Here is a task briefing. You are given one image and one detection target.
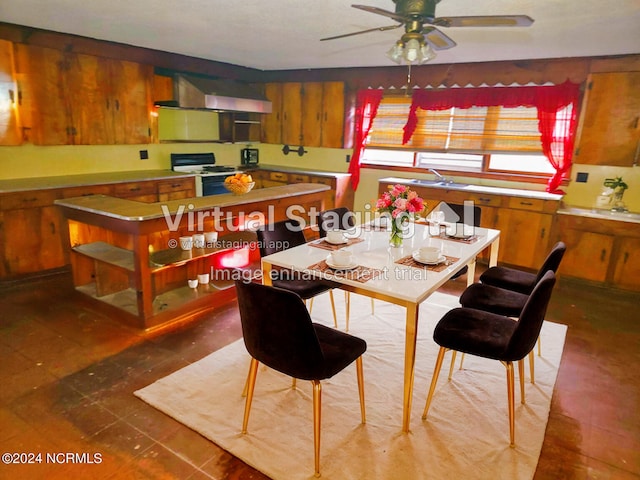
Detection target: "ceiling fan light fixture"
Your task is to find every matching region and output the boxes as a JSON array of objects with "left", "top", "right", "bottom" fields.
[
  {"left": 386, "top": 35, "right": 436, "bottom": 65},
  {"left": 386, "top": 41, "right": 405, "bottom": 64}
]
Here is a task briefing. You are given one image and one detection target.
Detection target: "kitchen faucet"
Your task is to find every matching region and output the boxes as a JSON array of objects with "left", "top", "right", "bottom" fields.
[{"left": 429, "top": 168, "right": 449, "bottom": 184}]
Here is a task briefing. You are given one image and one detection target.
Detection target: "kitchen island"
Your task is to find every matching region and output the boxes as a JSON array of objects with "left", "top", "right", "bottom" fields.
[{"left": 55, "top": 183, "right": 329, "bottom": 331}]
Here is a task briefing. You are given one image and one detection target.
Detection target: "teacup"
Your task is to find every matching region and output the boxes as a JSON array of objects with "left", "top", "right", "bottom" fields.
[
  {"left": 326, "top": 229, "right": 347, "bottom": 244},
  {"left": 187, "top": 279, "right": 198, "bottom": 288},
  {"left": 204, "top": 231, "right": 218, "bottom": 244},
  {"left": 179, "top": 236, "right": 193, "bottom": 250},
  {"left": 418, "top": 246, "right": 441, "bottom": 263},
  {"left": 197, "top": 273, "right": 210, "bottom": 284},
  {"left": 193, "top": 233, "right": 205, "bottom": 249},
  {"left": 331, "top": 249, "right": 353, "bottom": 267}
]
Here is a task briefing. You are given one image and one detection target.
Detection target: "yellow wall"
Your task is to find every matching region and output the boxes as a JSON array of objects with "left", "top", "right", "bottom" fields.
[{"left": 0, "top": 142, "right": 638, "bottom": 212}]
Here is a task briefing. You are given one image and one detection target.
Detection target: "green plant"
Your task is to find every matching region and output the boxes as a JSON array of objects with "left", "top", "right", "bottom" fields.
[{"left": 603, "top": 177, "right": 628, "bottom": 191}]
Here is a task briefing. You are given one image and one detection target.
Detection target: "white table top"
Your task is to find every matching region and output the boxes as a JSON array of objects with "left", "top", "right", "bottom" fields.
[{"left": 261, "top": 222, "right": 500, "bottom": 305}]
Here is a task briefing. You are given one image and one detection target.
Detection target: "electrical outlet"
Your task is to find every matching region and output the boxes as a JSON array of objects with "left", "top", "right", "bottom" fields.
[
  {"left": 139, "top": 150, "right": 149, "bottom": 160},
  {"left": 576, "top": 172, "right": 588, "bottom": 183},
  {"left": 346, "top": 154, "right": 351, "bottom": 163}
]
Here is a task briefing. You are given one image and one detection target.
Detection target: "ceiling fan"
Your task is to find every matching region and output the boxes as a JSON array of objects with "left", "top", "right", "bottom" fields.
[{"left": 321, "top": 0, "right": 534, "bottom": 64}]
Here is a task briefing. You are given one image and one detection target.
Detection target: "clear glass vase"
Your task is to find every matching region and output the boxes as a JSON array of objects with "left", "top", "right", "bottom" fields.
[{"left": 389, "top": 222, "right": 404, "bottom": 248}]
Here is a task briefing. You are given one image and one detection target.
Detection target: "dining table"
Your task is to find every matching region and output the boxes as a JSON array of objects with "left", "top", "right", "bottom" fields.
[{"left": 260, "top": 220, "right": 500, "bottom": 433}]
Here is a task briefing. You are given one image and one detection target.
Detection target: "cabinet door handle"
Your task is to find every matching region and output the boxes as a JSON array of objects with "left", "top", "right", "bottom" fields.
[
  {"left": 130, "top": 187, "right": 141, "bottom": 192},
  {"left": 540, "top": 228, "right": 546, "bottom": 239},
  {"left": 22, "top": 197, "right": 38, "bottom": 203},
  {"left": 171, "top": 183, "right": 182, "bottom": 188},
  {"left": 478, "top": 197, "right": 491, "bottom": 203},
  {"left": 106, "top": 99, "right": 110, "bottom": 109},
  {"left": 115, "top": 99, "right": 120, "bottom": 111},
  {"left": 600, "top": 249, "right": 606, "bottom": 262},
  {"left": 50, "top": 222, "right": 56, "bottom": 235},
  {"left": 624, "top": 252, "right": 629, "bottom": 264},
  {"left": 520, "top": 201, "right": 533, "bottom": 206}
]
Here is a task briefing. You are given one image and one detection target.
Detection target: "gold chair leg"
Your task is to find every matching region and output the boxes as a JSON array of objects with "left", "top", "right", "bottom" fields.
[
  {"left": 242, "top": 358, "right": 259, "bottom": 434},
  {"left": 448, "top": 350, "right": 458, "bottom": 380},
  {"left": 328, "top": 291, "right": 338, "bottom": 328},
  {"left": 518, "top": 359, "right": 526, "bottom": 404},
  {"left": 505, "top": 361, "right": 515, "bottom": 447},
  {"left": 345, "top": 292, "right": 351, "bottom": 332},
  {"left": 356, "top": 356, "right": 366, "bottom": 424},
  {"left": 422, "top": 346, "right": 446, "bottom": 419},
  {"left": 529, "top": 350, "right": 535, "bottom": 384},
  {"left": 371, "top": 298, "right": 375, "bottom": 315},
  {"left": 458, "top": 352, "right": 466, "bottom": 370},
  {"left": 312, "top": 380, "right": 322, "bottom": 478},
  {"left": 537, "top": 336, "right": 542, "bottom": 356},
  {"left": 292, "top": 378, "right": 297, "bottom": 389},
  {"left": 308, "top": 298, "right": 313, "bottom": 313}
]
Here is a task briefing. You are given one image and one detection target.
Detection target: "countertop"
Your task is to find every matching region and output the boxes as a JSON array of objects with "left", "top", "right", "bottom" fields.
[
  {"left": 381, "top": 177, "right": 563, "bottom": 201},
  {"left": 0, "top": 170, "right": 195, "bottom": 194},
  {"left": 55, "top": 183, "right": 330, "bottom": 222},
  {"left": 246, "top": 164, "right": 351, "bottom": 178},
  {"left": 556, "top": 206, "right": 640, "bottom": 224}
]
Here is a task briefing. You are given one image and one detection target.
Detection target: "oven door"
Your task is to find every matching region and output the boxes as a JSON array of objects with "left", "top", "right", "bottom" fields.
[{"left": 201, "top": 175, "right": 229, "bottom": 196}]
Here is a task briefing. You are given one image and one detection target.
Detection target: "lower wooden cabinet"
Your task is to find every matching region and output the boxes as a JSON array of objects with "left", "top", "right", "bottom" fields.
[
  {"left": 249, "top": 168, "right": 353, "bottom": 211},
  {"left": 554, "top": 213, "right": 640, "bottom": 291},
  {"left": 0, "top": 175, "right": 195, "bottom": 281}
]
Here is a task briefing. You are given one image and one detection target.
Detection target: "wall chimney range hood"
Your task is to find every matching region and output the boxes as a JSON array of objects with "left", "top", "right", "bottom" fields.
[{"left": 155, "top": 74, "right": 272, "bottom": 114}]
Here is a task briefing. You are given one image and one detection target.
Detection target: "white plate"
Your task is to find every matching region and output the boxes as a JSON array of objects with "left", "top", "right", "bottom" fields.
[
  {"left": 412, "top": 251, "right": 446, "bottom": 265},
  {"left": 325, "top": 256, "right": 358, "bottom": 270},
  {"left": 325, "top": 237, "right": 348, "bottom": 245},
  {"left": 447, "top": 233, "right": 474, "bottom": 240}
]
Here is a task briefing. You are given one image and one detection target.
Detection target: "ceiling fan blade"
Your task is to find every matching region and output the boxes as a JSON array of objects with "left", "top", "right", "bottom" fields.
[
  {"left": 351, "top": 4, "right": 408, "bottom": 23},
  {"left": 422, "top": 28, "right": 457, "bottom": 50},
  {"left": 433, "top": 15, "right": 534, "bottom": 28},
  {"left": 320, "top": 23, "right": 402, "bottom": 41}
]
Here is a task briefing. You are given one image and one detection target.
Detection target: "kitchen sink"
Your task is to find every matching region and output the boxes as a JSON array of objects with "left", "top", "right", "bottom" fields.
[{"left": 410, "top": 179, "right": 468, "bottom": 188}]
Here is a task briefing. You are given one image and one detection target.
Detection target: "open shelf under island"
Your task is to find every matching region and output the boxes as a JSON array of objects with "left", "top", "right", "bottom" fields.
[{"left": 55, "top": 183, "right": 330, "bottom": 331}]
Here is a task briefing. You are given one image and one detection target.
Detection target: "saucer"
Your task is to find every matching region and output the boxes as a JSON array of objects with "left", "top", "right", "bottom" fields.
[
  {"left": 447, "top": 233, "right": 474, "bottom": 240},
  {"left": 412, "top": 251, "right": 446, "bottom": 265},
  {"left": 326, "top": 255, "right": 358, "bottom": 270},
  {"left": 325, "top": 237, "right": 348, "bottom": 245}
]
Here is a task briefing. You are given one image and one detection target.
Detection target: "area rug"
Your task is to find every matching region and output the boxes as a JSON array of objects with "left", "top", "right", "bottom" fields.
[{"left": 135, "top": 292, "right": 567, "bottom": 480}]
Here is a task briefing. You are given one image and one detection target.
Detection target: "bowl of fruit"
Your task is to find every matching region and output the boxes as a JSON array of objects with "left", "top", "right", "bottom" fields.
[{"left": 224, "top": 173, "right": 255, "bottom": 195}]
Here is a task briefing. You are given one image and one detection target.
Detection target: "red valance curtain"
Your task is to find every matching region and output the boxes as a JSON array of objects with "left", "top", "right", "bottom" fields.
[
  {"left": 349, "top": 89, "right": 384, "bottom": 190},
  {"left": 402, "top": 80, "right": 581, "bottom": 193}
]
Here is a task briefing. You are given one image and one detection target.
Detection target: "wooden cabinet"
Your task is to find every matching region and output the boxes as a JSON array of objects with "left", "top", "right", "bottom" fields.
[
  {"left": 554, "top": 213, "right": 640, "bottom": 291},
  {"left": 261, "top": 81, "right": 345, "bottom": 148},
  {"left": 249, "top": 168, "right": 353, "bottom": 210},
  {"left": 574, "top": 72, "right": 640, "bottom": 166},
  {"left": 0, "top": 175, "right": 195, "bottom": 281},
  {"left": 0, "top": 39, "right": 21, "bottom": 145},
  {"left": 157, "top": 177, "right": 196, "bottom": 202},
  {"left": 15, "top": 44, "right": 152, "bottom": 145}
]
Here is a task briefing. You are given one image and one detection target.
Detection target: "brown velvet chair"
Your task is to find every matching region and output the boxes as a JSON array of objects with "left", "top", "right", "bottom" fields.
[
  {"left": 456, "top": 241, "right": 566, "bottom": 381},
  {"left": 479, "top": 241, "right": 566, "bottom": 294},
  {"left": 438, "top": 202, "right": 482, "bottom": 280},
  {"left": 257, "top": 219, "right": 338, "bottom": 327},
  {"left": 318, "top": 207, "right": 373, "bottom": 329},
  {"left": 422, "top": 271, "right": 556, "bottom": 446},
  {"left": 235, "top": 280, "right": 367, "bottom": 477}
]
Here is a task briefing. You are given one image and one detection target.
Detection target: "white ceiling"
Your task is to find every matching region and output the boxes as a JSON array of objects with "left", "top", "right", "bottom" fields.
[{"left": 2, "top": 0, "right": 639, "bottom": 71}]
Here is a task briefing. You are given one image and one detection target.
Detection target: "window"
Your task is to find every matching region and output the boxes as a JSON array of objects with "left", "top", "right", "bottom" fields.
[{"left": 363, "top": 96, "right": 570, "bottom": 176}]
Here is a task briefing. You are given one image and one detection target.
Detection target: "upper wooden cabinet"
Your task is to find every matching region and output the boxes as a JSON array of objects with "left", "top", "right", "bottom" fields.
[
  {"left": 0, "top": 40, "right": 22, "bottom": 145},
  {"left": 573, "top": 71, "right": 640, "bottom": 166},
  {"left": 261, "top": 81, "right": 345, "bottom": 148},
  {"left": 14, "top": 44, "right": 153, "bottom": 145}
]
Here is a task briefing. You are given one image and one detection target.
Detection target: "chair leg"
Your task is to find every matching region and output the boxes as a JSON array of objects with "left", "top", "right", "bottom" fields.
[
  {"left": 345, "top": 292, "right": 351, "bottom": 332},
  {"left": 518, "top": 359, "right": 526, "bottom": 404},
  {"left": 308, "top": 298, "right": 314, "bottom": 313},
  {"left": 242, "top": 358, "right": 259, "bottom": 434},
  {"left": 448, "top": 350, "right": 458, "bottom": 380},
  {"left": 371, "top": 298, "right": 375, "bottom": 315},
  {"left": 505, "top": 361, "right": 515, "bottom": 447},
  {"left": 328, "top": 291, "right": 338, "bottom": 328},
  {"left": 422, "top": 346, "right": 446, "bottom": 419},
  {"left": 312, "top": 380, "right": 322, "bottom": 478},
  {"left": 458, "top": 352, "right": 466, "bottom": 370},
  {"left": 356, "top": 356, "right": 366, "bottom": 424},
  {"left": 529, "top": 350, "right": 535, "bottom": 384},
  {"left": 538, "top": 337, "right": 542, "bottom": 356}
]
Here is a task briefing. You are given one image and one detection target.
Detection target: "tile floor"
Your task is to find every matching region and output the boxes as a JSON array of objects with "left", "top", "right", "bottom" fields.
[{"left": 0, "top": 271, "right": 638, "bottom": 479}]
